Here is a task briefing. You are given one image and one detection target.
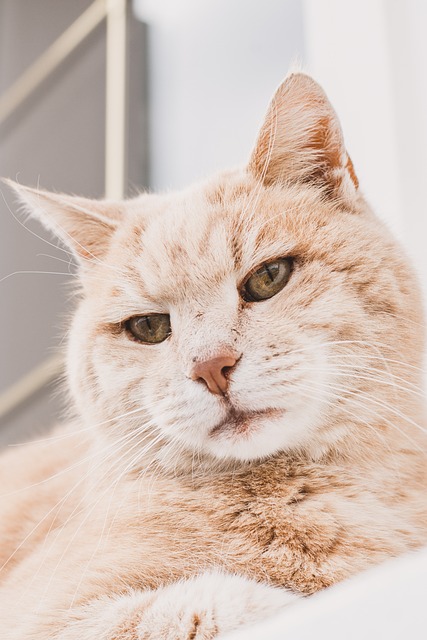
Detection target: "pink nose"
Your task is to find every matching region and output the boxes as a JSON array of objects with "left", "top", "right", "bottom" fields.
[{"left": 190, "top": 354, "right": 239, "bottom": 395}]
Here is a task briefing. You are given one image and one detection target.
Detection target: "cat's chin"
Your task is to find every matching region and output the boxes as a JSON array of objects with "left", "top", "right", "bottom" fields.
[
  {"left": 204, "top": 408, "right": 288, "bottom": 461},
  {"left": 209, "top": 408, "right": 283, "bottom": 437}
]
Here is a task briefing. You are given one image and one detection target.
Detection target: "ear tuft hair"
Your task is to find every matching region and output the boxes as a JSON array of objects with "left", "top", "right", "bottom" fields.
[{"left": 3, "top": 179, "right": 123, "bottom": 264}]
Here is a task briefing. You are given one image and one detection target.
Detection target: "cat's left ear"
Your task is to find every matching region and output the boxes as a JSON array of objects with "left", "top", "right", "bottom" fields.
[
  {"left": 4, "top": 180, "right": 123, "bottom": 264},
  {"left": 248, "top": 73, "right": 359, "bottom": 205}
]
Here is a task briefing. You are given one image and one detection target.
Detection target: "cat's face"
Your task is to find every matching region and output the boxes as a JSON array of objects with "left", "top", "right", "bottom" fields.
[{"left": 10, "top": 74, "right": 424, "bottom": 466}]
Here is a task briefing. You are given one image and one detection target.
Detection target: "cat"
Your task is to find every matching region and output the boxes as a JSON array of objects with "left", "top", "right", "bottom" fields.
[{"left": 0, "top": 72, "right": 426, "bottom": 640}]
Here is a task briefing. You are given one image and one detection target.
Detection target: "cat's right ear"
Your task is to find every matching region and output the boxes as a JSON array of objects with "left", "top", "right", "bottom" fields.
[
  {"left": 248, "top": 73, "right": 359, "bottom": 205},
  {"left": 3, "top": 179, "right": 123, "bottom": 265}
]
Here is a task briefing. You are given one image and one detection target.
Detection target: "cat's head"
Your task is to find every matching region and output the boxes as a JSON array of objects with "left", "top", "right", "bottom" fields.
[{"left": 9, "top": 73, "right": 424, "bottom": 468}]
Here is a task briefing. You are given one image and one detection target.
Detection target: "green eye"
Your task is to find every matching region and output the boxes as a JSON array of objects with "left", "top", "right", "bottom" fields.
[
  {"left": 243, "top": 259, "right": 292, "bottom": 302},
  {"left": 125, "top": 314, "right": 171, "bottom": 344}
]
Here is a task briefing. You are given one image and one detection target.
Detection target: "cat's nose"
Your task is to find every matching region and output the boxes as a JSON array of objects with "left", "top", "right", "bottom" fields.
[{"left": 190, "top": 353, "right": 239, "bottom": 395}]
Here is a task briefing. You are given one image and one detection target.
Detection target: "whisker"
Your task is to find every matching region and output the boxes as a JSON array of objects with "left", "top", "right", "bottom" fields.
[
  {"left": 0, "top": 270, "right": 77, "bottom": 283},
  {"left": 66, "top": 430, "right": 166, "bottom": 608},
  {"left": 298, "top": 377, "right": 426, "bottom": 450},
  {"left": 297, "top": 364, "right": 426, "bottom": 398},
  {"left": 292, "top": 382, "right": 405, "bottom": 480},
  {"left": 0, "top": 420, "right": 159, "bottom": 575},
  {"left": 17, "top": 425, "right": 163, "bottom": 607}
]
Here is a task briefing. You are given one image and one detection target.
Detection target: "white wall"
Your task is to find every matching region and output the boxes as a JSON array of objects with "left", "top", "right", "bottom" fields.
[
  {"left": 303, "top": 0, "right": 427, "bottom": 309},
  {"left": 303, "top": 0, "right": 403, "bottom": 235},
  {"left": 387, "top": 0, "right": 427, "bottom": 306},
  {"left": 133, "top": 0, "right": 306, "bottom": 190}
]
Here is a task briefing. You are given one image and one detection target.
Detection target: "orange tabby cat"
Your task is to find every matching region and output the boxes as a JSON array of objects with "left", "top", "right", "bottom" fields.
[{"left": 1, "top": 73, "right": 426, "bottom": 639}]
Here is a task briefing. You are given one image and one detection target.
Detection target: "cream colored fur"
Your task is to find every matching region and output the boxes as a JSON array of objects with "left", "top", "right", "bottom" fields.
[{"left": 0, "top": 73, "right": 426, "bottom": 639}]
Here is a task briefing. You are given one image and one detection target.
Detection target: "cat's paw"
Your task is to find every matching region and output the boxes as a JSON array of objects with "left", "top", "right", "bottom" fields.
[
  {"left": 57, "top": 573, "right": 296, "bottom": 639},
  {"left": 135, "top": 571, "right": 297, "bottom": 639}
]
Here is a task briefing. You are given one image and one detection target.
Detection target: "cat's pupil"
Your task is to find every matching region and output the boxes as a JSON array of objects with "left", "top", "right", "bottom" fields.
[
  {"left": 264, "top": 264, "right": 276, "bottom": 282},
  {"left": 243, "top": 259, "right": 292, "bottom": 302}
]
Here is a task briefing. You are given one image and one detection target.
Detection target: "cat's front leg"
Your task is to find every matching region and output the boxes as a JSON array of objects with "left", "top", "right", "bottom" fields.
[
  {"left": 57, "top": 571, "right": 298, "bottom": 640},
  {"left": 134, "top": 571, "right": 297, "bottom": 639}
]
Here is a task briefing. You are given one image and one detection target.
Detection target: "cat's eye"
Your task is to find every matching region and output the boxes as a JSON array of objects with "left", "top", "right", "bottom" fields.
[
  {"left": 125, "top": 314, "right": 171, "bottom": 344},
  {"left": 242, "top": 258, "right": 292, "bottom": 302}
]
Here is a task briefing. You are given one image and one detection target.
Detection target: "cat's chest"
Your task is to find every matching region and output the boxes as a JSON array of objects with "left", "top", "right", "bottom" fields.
[{"left": 110, "top": 466, "right": 344, "bottom": 592}]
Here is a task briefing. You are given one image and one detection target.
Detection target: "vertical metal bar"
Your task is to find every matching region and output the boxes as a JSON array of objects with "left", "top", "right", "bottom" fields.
[
  {"left": 0, "top": 2, "right": 110, "bottom": 420},
  {"left": 0, "top": 1, "right": 132, "bottom": 419},
  {"left": 105, "top": 0, "right": 128, "bottom": 199}
]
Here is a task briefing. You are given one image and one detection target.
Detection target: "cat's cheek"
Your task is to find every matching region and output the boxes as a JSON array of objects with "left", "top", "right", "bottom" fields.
[{"left": 143, "top": 376, "right": 228, "bottom": 448}]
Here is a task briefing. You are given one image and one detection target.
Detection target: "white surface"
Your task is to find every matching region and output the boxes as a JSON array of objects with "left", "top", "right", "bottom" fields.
[{"left": 224, "top": 548, "right": 427, "bottom": 639}]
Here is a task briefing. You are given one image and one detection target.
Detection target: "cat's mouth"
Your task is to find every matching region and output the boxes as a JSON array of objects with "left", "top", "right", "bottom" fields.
[{"left": 209, "top": 408, "right": 283, "bottom": 438}]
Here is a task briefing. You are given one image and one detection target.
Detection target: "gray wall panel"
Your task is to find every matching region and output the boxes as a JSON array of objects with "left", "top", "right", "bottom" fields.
[{"left": 0, "top": 0, "right": 148, "bottom": 444}]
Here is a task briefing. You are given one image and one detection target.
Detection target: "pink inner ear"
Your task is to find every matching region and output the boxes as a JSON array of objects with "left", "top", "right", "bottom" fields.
[{"left": 346, "top": 154, "right": 359, "bottom": 189}]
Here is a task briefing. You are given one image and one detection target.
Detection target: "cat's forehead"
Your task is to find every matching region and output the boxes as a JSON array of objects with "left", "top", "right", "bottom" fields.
[
  {"left": 140, "top": 203, "right": 234, "bottom": 302},
  {"left": 108, "top": 174, "right": 332, "bottom": 310},
  {"left": 123, "top": 175, "right": 306, "bottom": 303}
]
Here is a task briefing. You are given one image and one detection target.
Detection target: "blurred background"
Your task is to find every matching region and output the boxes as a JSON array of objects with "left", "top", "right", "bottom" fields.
[{"left": 0, "top": 0, "right": 426, "bottom": 444}]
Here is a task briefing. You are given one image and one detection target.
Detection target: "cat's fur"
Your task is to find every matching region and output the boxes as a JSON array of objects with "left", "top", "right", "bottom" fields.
[{"left": 1, "top": 73, "right": 426, "bottom": 639}]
